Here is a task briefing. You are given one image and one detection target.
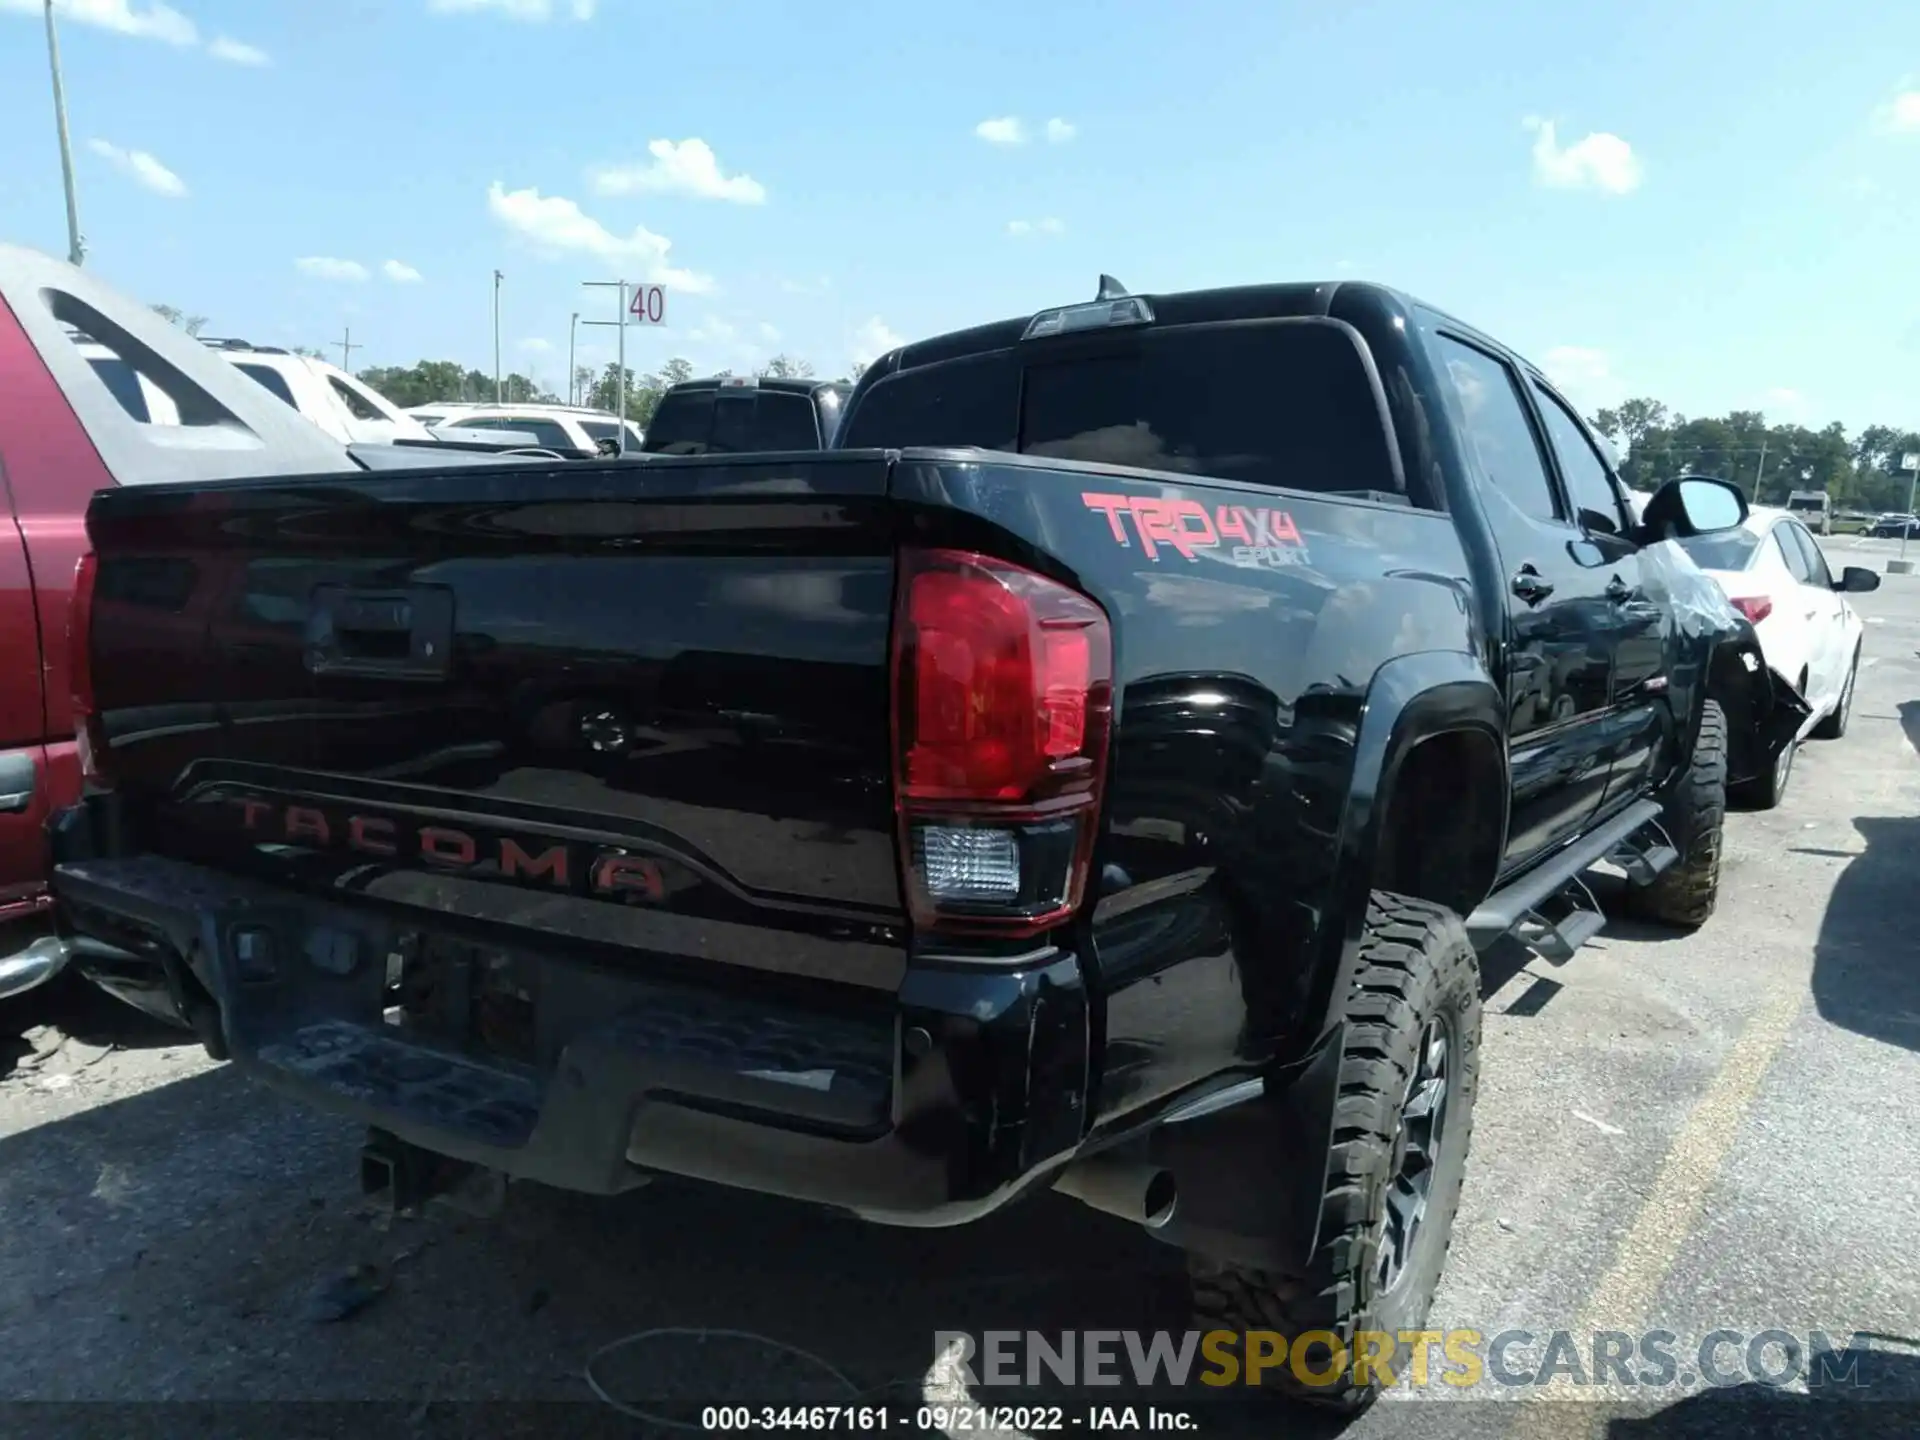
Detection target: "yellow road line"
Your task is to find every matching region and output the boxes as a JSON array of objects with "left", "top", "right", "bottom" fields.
[
  {"left": 1509, "top": 985, "right": 1806, "bottom": 1437},
  {"left": 1574, "top": 985, "right": 1805, "bottom": 1335}
]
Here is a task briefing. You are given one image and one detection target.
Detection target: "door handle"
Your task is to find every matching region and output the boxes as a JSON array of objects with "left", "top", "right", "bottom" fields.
[
  {"left": 1605, "top": 576, "right": 1632, "bottom": 605},
  {"left": 1511, "top": 568, "right": 1555, "bottom": 605}
]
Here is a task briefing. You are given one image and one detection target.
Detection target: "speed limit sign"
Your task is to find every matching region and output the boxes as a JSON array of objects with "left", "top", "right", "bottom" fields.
[{"left": 628, "top": 284, "right": 667, "bottom": 326}]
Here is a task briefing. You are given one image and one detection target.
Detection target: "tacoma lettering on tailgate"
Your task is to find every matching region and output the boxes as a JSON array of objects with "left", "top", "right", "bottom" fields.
[
  {"left": 231, "top": 796, "right": 667, "bottom": 901},
  {"left": 1081, "top": 491, "right": 1307, "bottom": 569}
]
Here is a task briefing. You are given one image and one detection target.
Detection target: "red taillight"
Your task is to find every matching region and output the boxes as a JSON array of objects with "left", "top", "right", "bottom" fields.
[
  {"left": 69, "top": 552, "right": 106, "bottom": 783},
  {"left": 892, "top": 548, "right": 1112, "bottom": 937},
  {"left": 1730, "top": 595, "right": 1772, "bottom": 625}
]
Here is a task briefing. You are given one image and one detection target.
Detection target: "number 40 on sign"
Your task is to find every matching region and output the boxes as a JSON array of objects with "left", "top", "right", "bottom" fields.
[{"left": 628, "top": 285, "right": 667, "bottom": 325}]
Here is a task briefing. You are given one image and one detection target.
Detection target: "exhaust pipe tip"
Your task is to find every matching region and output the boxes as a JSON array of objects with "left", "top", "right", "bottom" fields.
[{"left": 1054, "top": 1155, "right": 1179, "bottom": 1230}]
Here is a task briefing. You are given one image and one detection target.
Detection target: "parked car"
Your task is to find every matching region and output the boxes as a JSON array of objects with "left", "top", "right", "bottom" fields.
[
  {"left": 409, "top": 402, "right": 645, "bottom": 457},
  {"left": 640, "top": 374, "right": 850, "bottom": 454},
  {"left": 202, "top": 340, "right": 438, "bottom": 446},
  {"left": 1676, "top": 509, "right": 1877, "bottom": 806},
  {"left": 0, "top": 242, "right": 543, "bottom": 1001},
  {"left": 48, "top": 276, "right": 1800, "bottom": 1412},
  {"left": 1869, "top": 512, "right": 1920, "bottom": 538}
]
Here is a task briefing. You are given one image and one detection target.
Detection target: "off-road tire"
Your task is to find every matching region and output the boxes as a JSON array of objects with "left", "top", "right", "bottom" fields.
[
  {"left": 1625, "top": 699, "right": 1727, "bottom": 927},
  {"left": 1811, "top": 647, "right": 1859, "bottom": 740},
  {"left": 1188, "top": 891, "right": 1481, "bottom": 1412}
]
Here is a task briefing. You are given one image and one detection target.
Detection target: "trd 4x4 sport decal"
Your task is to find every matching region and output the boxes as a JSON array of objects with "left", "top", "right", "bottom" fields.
[{"left": 1082, "top": 491, "right": 1309, "bottom": 569}]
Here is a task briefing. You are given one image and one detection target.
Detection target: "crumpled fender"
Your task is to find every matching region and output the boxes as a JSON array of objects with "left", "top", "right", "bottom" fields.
[{"left": 1640, "top": 538, "right": 1808, "bottom": 784}]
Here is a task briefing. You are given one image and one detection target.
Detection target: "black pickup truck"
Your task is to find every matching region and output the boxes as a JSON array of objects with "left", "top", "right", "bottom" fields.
[
  {"left": 49, "top": 277, "right": 1805, "bottom": 1409},
  {"left": 640, "top": 373, "right": 851, "bottom": 456}
]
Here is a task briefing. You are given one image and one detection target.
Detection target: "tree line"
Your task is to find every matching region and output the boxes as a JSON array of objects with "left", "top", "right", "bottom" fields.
[
  {"left": 1590, "top": 399, "right": 1920, "bottom": 512},
  {"left": 351, "top": 353, "right": 857, "bottom": 429}
]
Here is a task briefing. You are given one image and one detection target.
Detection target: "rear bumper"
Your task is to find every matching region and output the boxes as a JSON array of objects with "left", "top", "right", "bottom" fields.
[{"left": 49, "top": 850, "right": 1094, "bottom": 1225}]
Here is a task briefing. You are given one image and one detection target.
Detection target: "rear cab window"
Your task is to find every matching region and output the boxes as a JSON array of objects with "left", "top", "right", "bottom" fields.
[
  {"left": 643, "top": 386, "right": 824, "bottom": 455},
  {"left": 643, "top": 391, "right": 717, "bottom": 454},
  {"left": 840, "top": 320, "right": 1403, "bottom": 501}
]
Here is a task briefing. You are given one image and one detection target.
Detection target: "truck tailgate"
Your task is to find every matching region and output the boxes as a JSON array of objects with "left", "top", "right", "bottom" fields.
[{"left": 81, "top": 454, "right": 907, "bottom": 992}]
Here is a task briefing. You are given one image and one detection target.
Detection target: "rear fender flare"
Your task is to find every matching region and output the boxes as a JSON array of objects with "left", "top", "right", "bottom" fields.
[{"left": 1315, "top": 651, "right": 1507, "bottom": 1030}]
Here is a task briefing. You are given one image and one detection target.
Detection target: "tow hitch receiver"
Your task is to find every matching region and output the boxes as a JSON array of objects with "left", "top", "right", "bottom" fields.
[{"left": 360, "top": 1127, "right": 508, "bottom": 1218}]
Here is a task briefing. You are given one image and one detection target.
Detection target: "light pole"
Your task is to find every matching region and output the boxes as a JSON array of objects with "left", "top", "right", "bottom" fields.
[
  {"left": 44, "top": 0, "right": 84, "bottom": 266},
  {"left": 568, "top": 311, "right": 579, "bottom": 405},
  {"left": 491, "top": 269, "right": 503, "bottom": 403},
  {"left": 581, "top": 279, "right": 630, "bottom": 454}
]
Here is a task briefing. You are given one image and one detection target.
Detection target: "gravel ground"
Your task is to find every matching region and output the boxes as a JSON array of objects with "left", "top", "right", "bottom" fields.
[{"left": 5, "top": 542, "right": 1919, "bottom": 1440}]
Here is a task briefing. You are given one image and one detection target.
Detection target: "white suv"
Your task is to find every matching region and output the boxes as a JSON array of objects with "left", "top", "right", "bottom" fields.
[
  {"left": 408, "top": 402, "right": 645, "bottom": 456},
  {"left": 207, "top": 342, "right": 434, "bottom": 445}
]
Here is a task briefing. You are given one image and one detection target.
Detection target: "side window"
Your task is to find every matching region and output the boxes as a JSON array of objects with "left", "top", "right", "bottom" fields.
[
  {"left": 1531, "top": 382, "right": 1626, "bottom": 536},
  {"left": 508, "top": 418, "right": 576, "bottom": 451},
  {"left": 1787, "top": 523, "right": 1833, "bottom": 588},
  {"left": 236, "top": 364, "right": 298, "bottom": 409},
  {"left": 328, "top": 376, "right": 387, "bottom": 423},
  {"left": 1772, "top": 528, "right": 1812, "bottom": 584},
  {"left": 1434, "top": 337, "right": 1560, "bottom": 523}
]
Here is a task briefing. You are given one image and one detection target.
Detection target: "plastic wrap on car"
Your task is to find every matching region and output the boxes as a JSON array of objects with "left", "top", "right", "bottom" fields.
[{"left": 1640, "top": 538, "right": 1743, "bottom": 640}]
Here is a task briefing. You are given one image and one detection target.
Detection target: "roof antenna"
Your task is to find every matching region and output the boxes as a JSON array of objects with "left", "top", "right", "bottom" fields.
[{"left": 1096, "top": 274, "right": 1129, "bottom": 300}]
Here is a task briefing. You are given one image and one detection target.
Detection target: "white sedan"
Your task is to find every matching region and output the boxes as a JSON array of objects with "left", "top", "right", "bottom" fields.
[{"left": 1675, "top": 507, "right": 1879, "bottom": 806}]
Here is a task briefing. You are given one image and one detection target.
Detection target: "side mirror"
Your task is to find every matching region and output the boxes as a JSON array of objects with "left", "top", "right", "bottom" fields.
[
  {"left": 1639, "top": 476, "right": 1747, "bottom": 539},
  {"left": 1837, "top": 565, "right": 1881, "bottom": 594}
]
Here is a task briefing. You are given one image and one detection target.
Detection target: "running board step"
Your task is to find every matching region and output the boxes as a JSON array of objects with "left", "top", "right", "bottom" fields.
[
  {"left": 1516, "top": 902, "right": 1606, "bottom": 964},
  {"left": 1606, "top": 820, "right": 1679, "bottom": 888},
  {"left": 1467, "top": 798, "right": 1663, "bottom": 950}
]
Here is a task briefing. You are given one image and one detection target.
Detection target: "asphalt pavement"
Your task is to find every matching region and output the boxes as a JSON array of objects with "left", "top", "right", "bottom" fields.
[{"left": 4, "top": 540, "right": 1918, "bottom": 1440}]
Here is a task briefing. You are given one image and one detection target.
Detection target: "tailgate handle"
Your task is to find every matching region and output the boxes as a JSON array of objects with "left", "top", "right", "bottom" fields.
[{"left": 305, "top": 585, "right": 455, "bottom": 681}]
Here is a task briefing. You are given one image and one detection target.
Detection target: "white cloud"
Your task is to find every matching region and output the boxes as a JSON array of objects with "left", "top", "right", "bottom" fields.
[
  {"left": 87, "top": 138, "right": 186, "bottom": 197},
  {"left": 1873, "top": 91, "right": 1920, "bottom": 134},
  {"left": 758, "top": 322, "right": 781, "bottom": 342},
  {"left": 295, "top": 256, "right": 370, "bottom": 282},
  {"left": 589, "top": 139, "right": 766, "bottom": 204},
  {"left": 1045, "top": 117, "right": 1076, "bottom": 144},
  {"left": 520, "top": 337, "right": 553, "bottom": 353},
  {"left": 208, "top": 35, "right": 267, "bottom": 64},
  {"left": 426, "top": 0, "right": 593, "bottom": 17},
  {"left": 780, "top": 275, "right": 831, "bottom": 295},
  {"left": 486, "top": 181, "right": 713, "bottom": 292},
  {"left": 975, "top": 116, "right": 1026, "bottom": 146},
  {"left": 3, "top": 0, "right": 196, "bottom": 45},
  {"left": 1541, "top": 345, "right": 1620, "bottom": 407},
  {"left": 1007, "top": 217, "right": 1066, "bottom": 237},
  {"left": 851, "top": 317, "right": 905, "bottom": 367},
  {"left": 1524, "top": 117, "right": 1643, "bottom": 194},
  {"left": 381, "top": 259, "right": 423, "bottom": 283}
]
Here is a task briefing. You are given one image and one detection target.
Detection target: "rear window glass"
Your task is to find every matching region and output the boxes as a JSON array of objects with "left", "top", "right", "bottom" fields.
[
  {"left": 642, "top": 389, "right": 820, "bottom": 455},
  {"left": 1677, "top": 529, "right": 1762, "bottom": 570},
  {"left": 643, "top": 391, "right": 716, "bottom": 454},
  {"left": 841, "top": 322, "right": 1399, "bottom": 498}
]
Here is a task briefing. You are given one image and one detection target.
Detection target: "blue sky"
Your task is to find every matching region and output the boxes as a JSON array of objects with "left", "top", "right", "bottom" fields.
[{"left": 3, "top": 0, "right": 1918, "bottom": 431}]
